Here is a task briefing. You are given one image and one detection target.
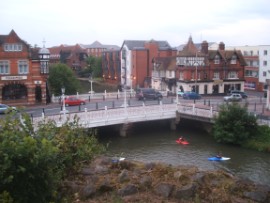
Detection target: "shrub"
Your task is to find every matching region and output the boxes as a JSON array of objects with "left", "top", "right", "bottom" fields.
[
  {"left": 212, "top": 103, "right": 258, "bottom": 145},
  {"left": 0, "top": 113, "right": 105, "bottom": 202}
]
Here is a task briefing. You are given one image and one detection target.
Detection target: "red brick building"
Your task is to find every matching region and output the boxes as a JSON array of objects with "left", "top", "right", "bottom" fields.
[
  {"left": 152, "top": 36, "right": 247, "bottom": 95},
  {"left": 120, "top": 40, "right": 177, "bottom": 90},
  {"left": 49, "top": 44, "right": 88, "bottom": 71},
  {"left": 0, "top": 30, "right": 50, "bottom": 106},
  {"left": 102, "top": 49, "right": 121, "bottom": 85},
  {"left": 83, "top": 41, "right": 120, "bottom": 58}
]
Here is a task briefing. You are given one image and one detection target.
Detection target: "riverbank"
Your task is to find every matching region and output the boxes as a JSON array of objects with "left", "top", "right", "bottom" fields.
[{"left": 62, "top": 156, "right": 270, "bottom": 202}]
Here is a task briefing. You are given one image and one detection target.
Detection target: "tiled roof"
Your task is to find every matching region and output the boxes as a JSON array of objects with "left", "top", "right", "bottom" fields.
[
  {"left": 81, "top": 41, "right": 120, "bottom": 50},
  {"left": 153, "top": 56, "right": 176, "bottom": 71},
  {"left": 122, "top": 39, "right": 172, "bottom": 50},
  {"left": 208, "top": 50, "right": 247, "bottom": 66}
]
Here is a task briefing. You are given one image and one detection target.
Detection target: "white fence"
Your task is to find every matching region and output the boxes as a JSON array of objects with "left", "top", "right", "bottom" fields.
[{"left": 33, "top": 103, "right": 215, "bottom": 129}]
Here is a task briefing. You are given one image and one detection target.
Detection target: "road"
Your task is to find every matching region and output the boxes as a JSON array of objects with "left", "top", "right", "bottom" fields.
[{"left": 0, "top": 91, "right": 267, "bottom": 119}]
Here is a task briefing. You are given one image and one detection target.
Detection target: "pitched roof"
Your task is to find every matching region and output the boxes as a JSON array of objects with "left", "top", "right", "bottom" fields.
[
  {"left": 122, "top": 39, "right": 172, "bottom": 50},
  {"left": 208, "top": 50, "right": 247, "bottom": 66},
  {"left": 153, "top": 56, "right": 176, "bottom": 71},
  {"left": 81, "top": 41, "right": 120, "bottom": 50}
]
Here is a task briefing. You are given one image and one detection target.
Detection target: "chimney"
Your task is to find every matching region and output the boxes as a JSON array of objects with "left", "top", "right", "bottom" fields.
[
  {"left": 219, "top": 42, "right": 225, "bottom": 50},
  {"left": 201, "top": 40, "right": 208, "bottom": 54}
]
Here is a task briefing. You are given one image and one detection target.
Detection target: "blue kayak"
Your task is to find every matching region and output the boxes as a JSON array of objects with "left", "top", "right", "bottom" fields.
[{"left": 208, "top": 157, "right": 230, "bottom": 161}]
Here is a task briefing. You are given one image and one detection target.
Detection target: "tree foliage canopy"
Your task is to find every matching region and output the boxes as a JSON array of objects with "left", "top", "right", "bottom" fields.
[
  {"left": 0, "top": 112, "right": 105, "bottom": 202},
  {"left": 78, "top": 56, "right": 102, "bottom": 78},
  {"left": 212, "top": 103, "right": 258, "bottom": 145},
  {"left": 48, "top": 63, "right": 82, "bottom": 96}
]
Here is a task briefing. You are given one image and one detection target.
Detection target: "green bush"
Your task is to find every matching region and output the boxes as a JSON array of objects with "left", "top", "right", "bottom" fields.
[
  {"left": 0, "top": 113, "right": 105, "bottom": 202},
  {"left": 212, "top": 103, "right": 258, "bottom": 145},
  {"left": 242, "top": 125, "right": 270, "bottom": 152}
]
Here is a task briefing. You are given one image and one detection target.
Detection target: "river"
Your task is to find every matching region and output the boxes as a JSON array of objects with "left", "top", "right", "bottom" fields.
[{"left": 98, "top": 120, "right": 270, "bottom": 186}]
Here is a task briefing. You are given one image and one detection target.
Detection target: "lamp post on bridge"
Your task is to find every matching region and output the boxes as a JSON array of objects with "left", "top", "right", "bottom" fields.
[
  {"left": 89, "top": 74, "right": 94, "bottom": 95},
  {"left": 60, "top": 87, "right": 68, "bottom": 117}
]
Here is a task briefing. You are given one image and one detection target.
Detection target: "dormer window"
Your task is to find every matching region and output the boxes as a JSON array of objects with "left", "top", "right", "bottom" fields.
[
  {"left": 231, "top": 54, "right": 237, "bottom": 64},
  {"left": 214, "top": 55, "right": 220, "bottom": 64}
]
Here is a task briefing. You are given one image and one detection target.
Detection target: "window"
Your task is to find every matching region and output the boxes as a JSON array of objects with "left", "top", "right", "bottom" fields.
[
  {"left": 213, "top": 71, "right": 220, "bottom": 79},
  {"left": 231, "top": 54, "right": 237, "bottom": 64},
  {"left": 263, "top": 71, "right": 267, "bottom": 77},
  {"left": 228, "top": 71, "right": 238, "bottom": 79},
  {"left": 214, "top": 55, "right": 220, "bottom": 64},
  {"left": 18, "top": 60, "right": 28, "bottom": 74},
  {"left": 263, "top": 61, "right": 267, "bottom": 66},
  {"left": 3, "top": 43, "right": 23, "bottom": 52},
  {"left": 0, "top": 60, "right": 10, "bottom": 74},
  {"left": 245, "top": 70, "right": 258, "bottom": 77},
  {"left": 264, "top": 50, "right": 267, "bottom": 55}
]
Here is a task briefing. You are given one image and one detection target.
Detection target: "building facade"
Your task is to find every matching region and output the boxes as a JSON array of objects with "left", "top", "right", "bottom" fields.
[
  {"left": 102, "top": 49, "right": 121, "bottom": 85},
  {"left": 120, "top": 40, "right": 177, "bottom": 90},
  {"left": 152, "top": 36, "right": 246, "bottom": 95},
  {"left": 82, "top": 41, "right": 120, "bottom": 58},
  {"left": 49, "top": 44, "right": 88, "bottom": 71},
  {"left": 0, "top": 30, "right": 50, "bottom": 105}
]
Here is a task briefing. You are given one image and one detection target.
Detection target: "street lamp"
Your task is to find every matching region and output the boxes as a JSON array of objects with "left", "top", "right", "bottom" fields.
[
  {"left": 194, "top": 52, "right": 198, "bottom": 93},
  {"left": 60, "top": 87, "right": 67, "bottom": 115},
  {"left": 89, "top": 75, "right": 93, "bottom": 94},
  {"left": 130, "top": 75, "right": 136, "bottom": 94}
]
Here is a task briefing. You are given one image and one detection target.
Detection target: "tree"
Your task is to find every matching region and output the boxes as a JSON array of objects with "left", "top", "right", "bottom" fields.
[
  {"left": 212, "top": 103, "right": 258, "bottom": 145},
  {"left": 48, "top": 63, "right": 82, "bottom": 96},
  {"left": 78, "top": 56, "right": 102, "bottom": 78}
]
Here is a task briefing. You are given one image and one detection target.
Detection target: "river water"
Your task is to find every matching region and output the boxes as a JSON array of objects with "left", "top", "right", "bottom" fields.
[{"left": 98, "top": 120, "right": 270, "bottom": 186}]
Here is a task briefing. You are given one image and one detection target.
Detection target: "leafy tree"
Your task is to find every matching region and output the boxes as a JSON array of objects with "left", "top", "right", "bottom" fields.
[
  {"left": 0, "top": 112, "right": 105, "bottom": 202},
  {"left": 212, "top": 103, "right": 258, "bottom": 145},
  {"left": 78, "top": 56, "right": 102, "bottom": 78},
  {"left": 48, "top": 63, "right": 82, "bottom": 95}
]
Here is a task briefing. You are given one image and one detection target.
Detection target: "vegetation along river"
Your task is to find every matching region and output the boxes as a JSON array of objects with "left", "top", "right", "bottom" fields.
[{"left": 99, "top": 119, "right": 270, "bottom": 186}]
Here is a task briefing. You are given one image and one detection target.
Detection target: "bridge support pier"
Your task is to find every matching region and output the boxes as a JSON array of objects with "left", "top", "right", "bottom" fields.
[
  {"left": 170, "top": 112, "right": 181, "bottom": 130},
  {"left": 119, "top": 123, "right": 129, "bottom": 137}
]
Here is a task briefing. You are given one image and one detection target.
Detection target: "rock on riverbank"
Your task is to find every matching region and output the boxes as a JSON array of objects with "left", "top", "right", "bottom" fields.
[{"left": 61, "top": 156, "right": 270, "bottom": 202}]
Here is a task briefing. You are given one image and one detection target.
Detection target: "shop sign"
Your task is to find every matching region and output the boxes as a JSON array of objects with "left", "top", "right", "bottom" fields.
[{"left": 1, "top": 75, "right": 27, "bottom": 80}]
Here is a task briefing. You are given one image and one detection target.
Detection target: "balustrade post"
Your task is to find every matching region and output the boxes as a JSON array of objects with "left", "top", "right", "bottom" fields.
[
  {"left": 193, "top": 104, "right": 195, "bottom": 114},
  {"left": 84, "top": 108, "right": 87, "bottom": 112},
  {"left": 104, "top": 90, "right": 107, "bottom": 100},
  {"left": 42, "top": 112, "right": 45, "bottom": 119},
  {"left": 210, "top": 106, "right": 213, "bottom": 117},
  {"left": 105, "top": 106, "right": 108, "bottom": 121}
]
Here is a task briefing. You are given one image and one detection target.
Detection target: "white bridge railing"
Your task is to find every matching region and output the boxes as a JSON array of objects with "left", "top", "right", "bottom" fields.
[{"left": 33, "top": 103, "right": 216, "bottom": 129}]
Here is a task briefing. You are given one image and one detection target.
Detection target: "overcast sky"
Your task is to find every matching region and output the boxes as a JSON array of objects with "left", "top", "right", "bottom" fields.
[{"left": 1, "top": 0, "right": 270, "bottom": 48}]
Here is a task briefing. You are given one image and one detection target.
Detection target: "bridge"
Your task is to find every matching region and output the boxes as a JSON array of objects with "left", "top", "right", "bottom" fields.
[
  {"left": 32, "top": 102, "right": 217, "bottom": 136},
  {"left": 33, "top": 92, "right": 270, "bottom": 136}
]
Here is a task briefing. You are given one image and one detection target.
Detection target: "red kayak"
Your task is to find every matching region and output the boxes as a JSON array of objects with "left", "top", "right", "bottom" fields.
[{"left": 176, "top": 140, "right": 189, "bottom": 145}]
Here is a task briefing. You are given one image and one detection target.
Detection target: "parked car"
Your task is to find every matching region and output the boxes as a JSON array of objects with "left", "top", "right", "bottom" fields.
[
  {"left": 0, "top": 104, "right": 17, "bottom": 114},
  {"left": 224, "top": 93, "right": 242, "bottom": 102},
  {"left": 177, "top": 91, "right": 191, "bottom": 97},
  {"left": 64, "top": 96, "right": 86, "bottom": 106},
  {"left": 136, "top": 88, "right": 163, "bottom": 100},
  {"left": 229, "top": 90, "right": 248, "bottom": 98},
  {"left": 182, "top": 92, "right": 201, "bottom": 100}
]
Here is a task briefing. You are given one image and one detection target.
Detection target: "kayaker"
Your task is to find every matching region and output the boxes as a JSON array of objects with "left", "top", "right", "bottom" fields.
[
  {"left": 216, "top": 152, "right": 222, "bottom": 159},
  {"left": 179, "top": 136, "right": 185, "bottom": 142}
]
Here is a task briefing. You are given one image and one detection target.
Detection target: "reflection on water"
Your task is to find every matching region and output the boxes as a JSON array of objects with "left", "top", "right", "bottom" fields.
[{"left": 98, "top": 120, "right": 270, "bottom": 186}]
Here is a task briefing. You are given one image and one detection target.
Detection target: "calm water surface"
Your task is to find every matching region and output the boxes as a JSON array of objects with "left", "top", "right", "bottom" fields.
[{"left": 99, "top": 121, "right": 270, "bottom": 186}]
